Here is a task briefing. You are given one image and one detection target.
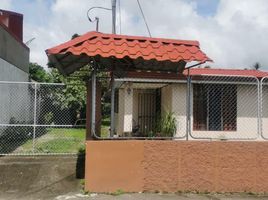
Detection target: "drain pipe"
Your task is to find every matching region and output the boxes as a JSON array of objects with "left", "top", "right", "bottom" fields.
[
  {"left": 184, "top": 62, "right": 205, "bottom": 141},
  {"left": 186, "top": 68, "right": 191, "bottom": 141}
]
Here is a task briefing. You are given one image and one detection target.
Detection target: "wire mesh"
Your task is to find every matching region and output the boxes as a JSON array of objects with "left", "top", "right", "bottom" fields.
[
  {"left": 0, "top": 82, "right": 86, "bottom": 155},
  {"left": 94, "top": 75, "right": 260, "bottom": 140},
  {"left": 95, "top": 77, "right": 188, "bottom": 139},
  {"left": 190, "top": 75, "right": 259, "bottom": 140},
  {"left": 0, "top": 73, "right": 265, "bottom": 154},
  {"left": 261, "top": 77, "right": 268, "bottom": 139}
]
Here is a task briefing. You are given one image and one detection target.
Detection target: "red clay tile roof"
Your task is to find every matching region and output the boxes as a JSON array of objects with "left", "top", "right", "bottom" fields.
[
  {"left": 46, "top": 31, "right": 212, "bottom": 63},
  {"left": 186, "top": 68, "right": 268, "bottom": 78}
]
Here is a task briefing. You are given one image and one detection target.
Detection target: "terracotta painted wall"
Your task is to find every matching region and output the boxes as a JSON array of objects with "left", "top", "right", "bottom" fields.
[{"left": 85, "top": 141, "right": 268, "bottom": 193}]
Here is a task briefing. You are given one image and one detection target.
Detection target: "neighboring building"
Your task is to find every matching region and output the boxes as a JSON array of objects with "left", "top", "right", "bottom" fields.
[
  {"left": 0, "top": 9, "right": 29, "bottom": 81},
  {"left": 0, "top": 10, "right": 30, "bottom": 126}
]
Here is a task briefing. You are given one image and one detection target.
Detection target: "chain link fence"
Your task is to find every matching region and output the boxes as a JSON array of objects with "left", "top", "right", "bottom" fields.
[
  {"left": 190, "top": 75, "right": 259, "bottom": 140},
  {"left": 111, "top": 79, "right": 187, "bottom": 139},
  {"left": 93, "top": 74, "right": 263, "bottom": 141},
  {"left": 1, "top": 74, "right": 268, "bottom": 155},
  {"left": 261, "top": 77, "right": 268, "bottom": 139},
  {"left": 0, "top": 81, "right": 86, "bottom": 155}
]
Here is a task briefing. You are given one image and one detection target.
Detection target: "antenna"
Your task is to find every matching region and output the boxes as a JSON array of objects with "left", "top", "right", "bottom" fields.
[
  {"left": 87, "top": 7, "right": 112, "bottom": 32},
  {"left": 25, "top": 37, "right": 36, "bottom": 46}
]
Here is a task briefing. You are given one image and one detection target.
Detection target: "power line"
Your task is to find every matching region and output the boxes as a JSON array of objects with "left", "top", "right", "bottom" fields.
[{"left": 136, "top": 0, "right": 152, "bottom": 37}]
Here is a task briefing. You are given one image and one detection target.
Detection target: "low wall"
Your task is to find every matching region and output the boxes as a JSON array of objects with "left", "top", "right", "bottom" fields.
[{"left": 85, "top": 141, "right": 268, "bottom": 193}]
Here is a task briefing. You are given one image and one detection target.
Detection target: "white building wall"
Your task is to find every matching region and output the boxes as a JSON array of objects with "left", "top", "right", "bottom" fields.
[
  {"left": 0, "top": 58, "right": 31, "bottom": 127},
  {"left": 158, "top": 83, "right": 260, "bottom": 140},
  {"left": 171, "top": 84, "right": 187, "bottom": 138},
  {"left": 190, "top": 84, "right": 259, "bottom": 139},
  {"left": 116, "top": 86, "right": 133, "bottom": 135},
  {"left": 115, "top": 81, "right": 263, "bottom": 140},
  {"left": 161, "top": 85, "right": 172, "bottom": 113}
]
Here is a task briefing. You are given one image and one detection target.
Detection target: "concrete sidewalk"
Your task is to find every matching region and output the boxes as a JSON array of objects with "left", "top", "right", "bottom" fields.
[{"left": 53, "top": 193, "right": 268, "bottom": 200}]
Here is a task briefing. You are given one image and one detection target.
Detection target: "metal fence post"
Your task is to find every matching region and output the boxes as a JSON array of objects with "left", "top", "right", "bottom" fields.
[
  {"left": 91, "top": 69, "right": 96, "bottom": 137},
  {"left": 258, "top": 79, "right": 261, "bottom": 138},
  {"left": 260, "top": 77, "right": 266, "bottom": 139},
  {"left": 186, "top": 71, "right": 191, "bottom": 141},
  {"left": 32, "top": 83, "right": 37, "bottom": 153}
]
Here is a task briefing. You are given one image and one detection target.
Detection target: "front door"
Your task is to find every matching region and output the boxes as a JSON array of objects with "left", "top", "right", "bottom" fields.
[{"left": 137, "top": 90, "right": 158, "bottom": 135}]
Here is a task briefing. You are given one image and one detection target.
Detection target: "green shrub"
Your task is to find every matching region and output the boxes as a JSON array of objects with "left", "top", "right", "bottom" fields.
[{"left": 155, "top": 112, "right": 177, "bottom": 137}]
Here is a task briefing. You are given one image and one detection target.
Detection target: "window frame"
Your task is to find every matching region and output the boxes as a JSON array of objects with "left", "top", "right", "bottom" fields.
[{"left": 193, "top": 83, "right": 237, "bottom": 132}]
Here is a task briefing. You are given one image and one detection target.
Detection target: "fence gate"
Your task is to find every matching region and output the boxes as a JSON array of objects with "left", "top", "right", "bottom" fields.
[{"left": 0, "top": 81, "right": 86, "bottom": 155}]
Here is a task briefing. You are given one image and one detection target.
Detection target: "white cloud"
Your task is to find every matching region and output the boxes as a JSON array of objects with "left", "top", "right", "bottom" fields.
[
  {"left": 0, "top": 0, "right": 12, "bottom": 10},
  {"left": 12, "top": 0, "right": 268, "bottom": 69}
]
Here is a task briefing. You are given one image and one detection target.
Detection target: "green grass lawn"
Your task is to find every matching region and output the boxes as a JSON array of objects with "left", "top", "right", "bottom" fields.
[
  {"left": 14, "top": 121, "right": 110, "bottom": 154},
  {"left": 15, "top": 128, "right": 86, "bottom": 154}
]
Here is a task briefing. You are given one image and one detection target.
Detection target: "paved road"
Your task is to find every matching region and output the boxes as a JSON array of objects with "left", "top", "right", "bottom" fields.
[{"left": 53, "top": 193, "right": 268, "bottom": 200}]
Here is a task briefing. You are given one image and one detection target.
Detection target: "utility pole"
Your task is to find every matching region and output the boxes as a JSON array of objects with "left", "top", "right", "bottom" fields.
[
  {"left": 112, "top": 0, "right": 116, "bottom": 34},
  {"left": 110, "top": 0, "right": 116, "bottom": 137}
]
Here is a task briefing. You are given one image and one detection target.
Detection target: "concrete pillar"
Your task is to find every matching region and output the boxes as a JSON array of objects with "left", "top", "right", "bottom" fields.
[
  {"left": 123, "top": 85, "right": 133, "bottom": 133},
  {"left": 117, "top": 85, "right": 133, "bottom": 135},
  {"left": 117, "top": 89, "right": 125, "bottom": 135}
]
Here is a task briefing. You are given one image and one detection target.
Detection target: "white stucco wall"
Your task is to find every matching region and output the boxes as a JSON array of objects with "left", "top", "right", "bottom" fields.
[
  {"left": 171, "top": 84, "right": 187, "bottom": 138},
  {"left": 168, "top": 83, "right": 259, "bottom": 140},
  {"left": 0, "top": 58, "right": 32, "bottom": 127},
  {"left": 116, "top": 86, "right": 133, "bottom": 135},
  {"left": 189, "top": 84, "right": 258, "bottom": 139},
  {"left": 161, "top": 85, "right": 172, "bottom": 113},
  {"left": 115, "top": 81, "right": 262, "bottom": 140}
]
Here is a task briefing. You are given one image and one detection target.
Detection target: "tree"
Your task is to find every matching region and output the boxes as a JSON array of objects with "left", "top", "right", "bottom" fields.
[
  {"left": 29, "top": 62, "right": 52, "bottom": 82},
  {"left": 29, "top": 62, "right": 91, "bottom": 124},
  {"left": 252, "top": 62, "right": 261, "bottom": 70}
]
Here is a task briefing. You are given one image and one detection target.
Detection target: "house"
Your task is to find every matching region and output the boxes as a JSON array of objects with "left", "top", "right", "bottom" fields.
[
  {"left": 46, "top": 31, "right": 211, "bottom": 138},
  {"left": 0, "top": 9, "right": 30, "bottom": 126},
  {"left": 46, "top": 31, "right": 268, "bottom": 193},
  {"left": 114, "top": 68, "right": 267, "bottom": 140},
  {"left": 46, "top": 31, "right": 268, "bottom": 141},
  {"left": 0, "top": 9, "right": 29, "bottom": 81}
]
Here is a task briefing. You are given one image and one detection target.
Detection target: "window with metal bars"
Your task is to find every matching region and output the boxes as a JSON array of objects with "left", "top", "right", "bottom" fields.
[{"left": 193, "top": 84, "right": 237, "bottom": 131}]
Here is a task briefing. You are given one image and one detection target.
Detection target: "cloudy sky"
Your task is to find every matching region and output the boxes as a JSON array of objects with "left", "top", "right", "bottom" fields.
[{"left": 1, "top": 0, "right": 268, "bottom": 69}]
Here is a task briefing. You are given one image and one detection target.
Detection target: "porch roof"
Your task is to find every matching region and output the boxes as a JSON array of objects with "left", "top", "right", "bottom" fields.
[
  {"left": 45, "top": 31, "right": 212, "bottom": 75},
  {"left": 187, "top": 68, "right": 268, "bottom": 78}
]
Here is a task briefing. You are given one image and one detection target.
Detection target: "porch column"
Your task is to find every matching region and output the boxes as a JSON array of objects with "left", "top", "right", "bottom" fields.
[
  {"left": 123, "top": 84, "right": 133, "bottom": 133},
  {"left": 117, "top": 84, "right": 133, "bottom": 136}
]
